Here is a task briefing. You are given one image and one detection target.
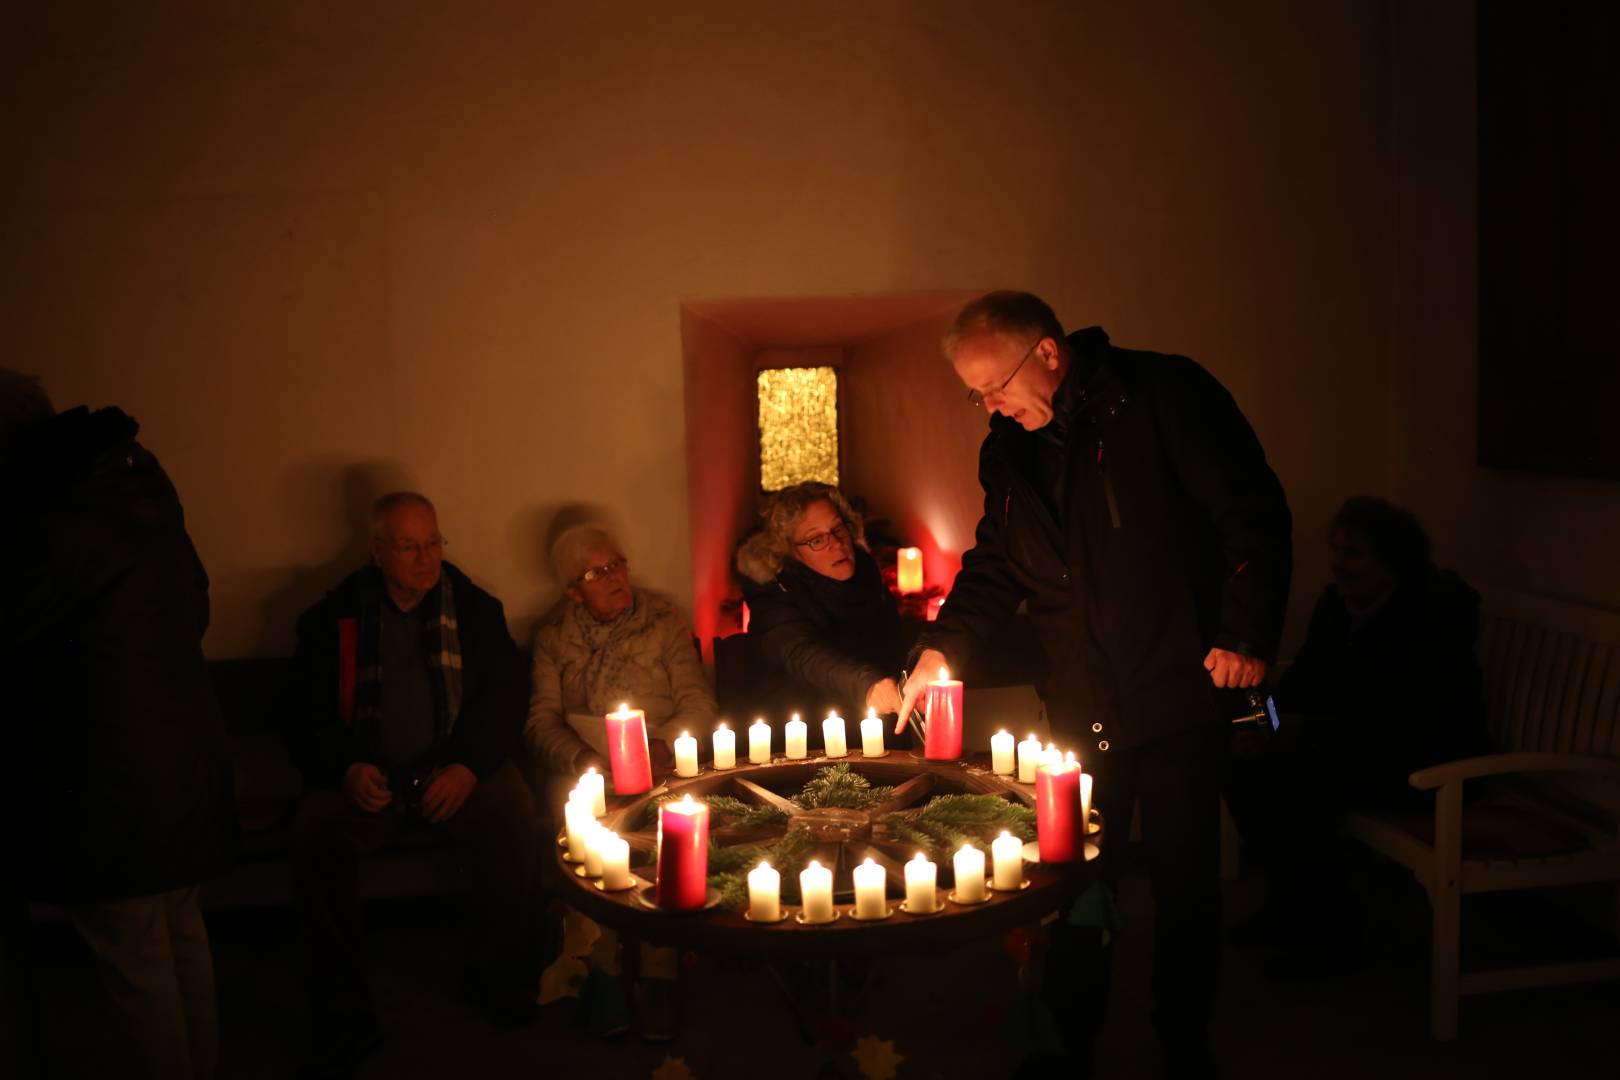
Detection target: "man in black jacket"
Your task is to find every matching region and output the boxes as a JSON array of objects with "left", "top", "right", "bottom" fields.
[
  {"left": 2, "top": 370, "right": 235, "bottom": 1080},
  {"left": 898, "top": 293, "right": 1292, "bottom": 1076},
  {"left": 288, "top": 491, "right": 537, "bottom": 1064}
]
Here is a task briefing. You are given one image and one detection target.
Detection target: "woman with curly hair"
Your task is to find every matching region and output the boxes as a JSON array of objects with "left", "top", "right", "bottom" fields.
[{"left": 735, "top": 482, "right": 907, "bottom": 723}]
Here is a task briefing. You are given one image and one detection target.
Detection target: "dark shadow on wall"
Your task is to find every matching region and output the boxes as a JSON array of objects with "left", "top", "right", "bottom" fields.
[{"left": 251, "top": 457, "right": 417, "bottom": 656}]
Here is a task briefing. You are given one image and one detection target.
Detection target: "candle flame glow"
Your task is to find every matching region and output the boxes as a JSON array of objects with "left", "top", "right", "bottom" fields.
[
  {"left": 913, "top": 852, "right": 927, "bottom": 862},
  {"left": 719, "top": 721, "right": 729, "bottom": 729},
  {"left": 618, "top": 702, "right": 628, "bottom": 713},
  {"left": 681, "top": 731, "right": 689, "bottom": 739},
  {"left": 867, "top": 706, "right": 877, "bottom": 719},
  {"left": 1000, "top": 830, "right": 1011, "bottom": 838},
  {"left": 938, "top": 666, "right": 949, "bottom": 681},
  {"left": 1065, "top": 751, "right": 1077, "bottom": 765},
  {"left": 681, "top": 794, "right": 694, "bottom": 807},
  {"left": 586, "top": 766, "right": 596, "bottom": 775},
  {"left": 757, "top": 860, "right": 770, "bottom": 871},
  {"left": 808, "top": 860, "right": 822, "bottom": 869},
  {"left": 791, "top": 712, "right": 800, "bottom": 723},
  {"left": 959, "top": 843, "right": 975, "bottom": 854},
  {"left": 863, "top": 857, "right": 875, "bottom": 867}
]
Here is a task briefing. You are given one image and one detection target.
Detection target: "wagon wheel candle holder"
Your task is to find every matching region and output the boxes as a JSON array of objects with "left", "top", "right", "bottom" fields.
[{"left": 553, "top": 754, "right": 1102, "bottom": 959}]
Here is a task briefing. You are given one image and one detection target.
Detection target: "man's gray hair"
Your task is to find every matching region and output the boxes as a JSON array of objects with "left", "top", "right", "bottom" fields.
[
  {"left": 0, "top": 369, "right": 55, "bottom": 461},
  {"left": 370, "top": 491, "right": 437, "bottom": 538},
  {"left": 552, "top": 522, "right": 624, "bottom": 584},
  {"left": 942, "top": 290, "right": 1066, "bottom": 359}
]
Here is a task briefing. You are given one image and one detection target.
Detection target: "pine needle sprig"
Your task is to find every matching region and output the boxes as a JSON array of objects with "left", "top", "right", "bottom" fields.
[
  {"left": 708, "top": 827, "right": 817, "bottom": 910},
  {"left": 643, "top": 793, "right": 790, "bottom": 830},
  {"left": 791, "top": 763, "right": 895, "bottom": 809},
  {"left": 878, "top": 794, "right": 1036, "bottom": 862}
]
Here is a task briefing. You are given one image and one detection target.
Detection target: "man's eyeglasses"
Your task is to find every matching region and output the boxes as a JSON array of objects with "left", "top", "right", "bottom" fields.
[
  {"left": 390, "top": 537, "right": 446, "bottom": 557},
  {"left": 967, "top": 337, "right": 1044, "bottom": 407},
  {"left": 577, "top": 558, "right": 628, "bottom": 584},
  {"left": 793, "top": 523, "right": 850, "bottom": 552}
]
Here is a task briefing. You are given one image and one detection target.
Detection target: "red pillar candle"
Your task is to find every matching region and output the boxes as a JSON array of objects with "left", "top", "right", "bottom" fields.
[
  {"left": 605, "top": 703, "right": 653, "bottom": 795},
  {"left": 656, "top": 794, "right": 711, "bottom": 910},
  {"left": 923, "top": 667, "right": 964, "bottom": 760},
  {"left": 1036, "top": 753, "right": 1083, "bottom": 862}
]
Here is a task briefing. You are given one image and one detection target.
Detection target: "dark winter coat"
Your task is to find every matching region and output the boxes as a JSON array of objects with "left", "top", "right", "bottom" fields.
[
  {"left": 1277, "top": 570, "right": 1488, "bottom": 789},
  {"left": 287, "top": 562, "right": 526, "bottom": 789},
  {"left": 920, "top": 328, "right": 1293, "bottom": 755},
  {"left": 4, "top": 407, "right": 236, "bottom": 903},
  {"left": 737, "top": 545, "right": 906, "bottom": 719}
]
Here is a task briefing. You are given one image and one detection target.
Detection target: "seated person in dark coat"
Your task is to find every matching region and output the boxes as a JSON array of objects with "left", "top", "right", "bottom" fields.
[
  {"left": 735, "top": 482, "right": 906, "bottom": 724},
  {"left": 287, "top": 491, "right": 538, "bottom": 1064},
  {"left": 1225, "top": 496, "right": 1486, "bottom": 961}
]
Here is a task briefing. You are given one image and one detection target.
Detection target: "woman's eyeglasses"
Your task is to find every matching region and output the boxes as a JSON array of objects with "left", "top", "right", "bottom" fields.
[
  {"left": 577, "top": 558, "right": 628, "bottom": 584},
  {"left": 793, "top": 524, "right": 850, "bottom": 552}
]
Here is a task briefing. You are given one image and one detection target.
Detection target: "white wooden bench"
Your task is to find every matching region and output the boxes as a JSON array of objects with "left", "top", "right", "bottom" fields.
[{"left": 1344, "top": 587, "right": 1620, "bottom": 1040}]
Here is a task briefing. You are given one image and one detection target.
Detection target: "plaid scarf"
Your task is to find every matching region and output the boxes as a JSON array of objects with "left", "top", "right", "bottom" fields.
[
  {"left": 337, "top": 567, "right": 463, "bottom": 752},
  {"left": 576, "top": 593, "right": 639, "bottom": 714}
]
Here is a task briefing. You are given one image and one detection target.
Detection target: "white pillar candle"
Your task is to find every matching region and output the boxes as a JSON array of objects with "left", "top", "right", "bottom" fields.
[
  {"left": 784, "top": 714, "right": 808, "bottom": 759},
  {"left": 991, "top": 730, "right": 1016, "bottom": 775},
  {"left": 749, "top": 718, "right": 772, "bottom": 764},
  {"left": 953, "top": 844, "right": 987, "bottom": 902},
  {"left": 1041, "top": 743, "right": 1062, "bottom": 770},
  {"left": 904, "top": 853, "right": 938, "bottom": 913},
  {"left": 1017, "top": 734, "right": 1042, "bottom": 783},
  {"left": 563, "top": 794, "right": 593, "bottom": 862},
  {"left": 991, "top": 830, "right": 1024, "bottom": 890},
  {"left": 800, "top": 859, "right": 834, "bottom": 923},
  {"left": 674, "top": 730, "right": 699, "bottom": 777},
  {"left": 579, "top": 767, "right": 606, "bottom": 817},
  {"left": 599, "top": 832, "right": 633, "bottom": 889},
  {"left": 581, "top": 821, "right": 607, "bottom": 877},
  {"left": 853, "top": 858, "right": 887, "bottom": 919},
  {"left": 860, "top": 708, "right": 884, "bottom": 755},
  {"left": 747, "top": 861, "right": 781, "bottom": 921},
  {"left": 713, "top": 723, "right": 736, "bottom": 769},
  {"left": 823, "top": 712, "right": 848, "bottom": 758},
  {"left": 1080, "top": 771, "right": 1094, "bottom": 834}
]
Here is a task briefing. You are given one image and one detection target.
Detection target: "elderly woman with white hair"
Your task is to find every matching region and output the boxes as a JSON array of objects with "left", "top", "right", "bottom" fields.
[
  {"left": 526, "top": 522, "right": 716, "bottom": 790},
  {"left": 525, "top": 523, "right": 714, "bottom": 1041}
]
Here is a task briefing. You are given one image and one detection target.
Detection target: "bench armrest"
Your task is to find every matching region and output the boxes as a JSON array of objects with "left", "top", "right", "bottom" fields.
[{"left": 1409, "top": 752, "right": 1620, "bottom": 791}]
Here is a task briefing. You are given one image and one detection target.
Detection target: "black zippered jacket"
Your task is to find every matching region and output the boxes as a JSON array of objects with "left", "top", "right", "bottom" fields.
[
  {"left": 5, "top": 407, "right": 236, "bottom": 903},
  {"left": 920, "top": 328, "right": 1293, "bottom": 754}
]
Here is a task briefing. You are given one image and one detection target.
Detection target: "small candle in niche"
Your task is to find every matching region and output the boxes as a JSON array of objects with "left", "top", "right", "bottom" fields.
[
  {"left": 784, "top": 714, "right": 808, "bottom": 760},
  {"left": 953, "top": 844, "right": 987, "bottom": 902},
  {"left": 713, "top": 723, "right": 736, "bottom": 769},
  {"left": 823, "top": 712, "right": 848, "bottom": 758},
  {"left": 1017, "top": 734, "right": 1042, "bottom": 783},
  {"left": 904, "top": 853, "right": 938, "bottom": 913},
  {"left": 747, "top": 861, "right": 781, "bottom": 921},
  {"left": 800, "top": 860, "right": 835, "bottom": 923},
  {"left": 599, "top": 832, "right": 633, "bottom": 889},
  {"left": 991, "top": 830, "right": 1023, "bottom": 890},
  {"left": 991, "top": 729, "right": 1016, "bottom": 775},
  {"left": 748, "top": 718, "right": 771, "bottom": 764},
  {"left": 860, "top": 707, "right": 884, "bottom": 755},
  {"left": 853, "top": 858, "right": 887, "bottom": 919},
  {"left": 897, "top": 547, "right": 923, "bottom": 593},
  {"left": 578, "top": 767, "right": 606, "bottom": 817},
  {"left": 674, "top": 730, "right": 699, "bottom": 777}
]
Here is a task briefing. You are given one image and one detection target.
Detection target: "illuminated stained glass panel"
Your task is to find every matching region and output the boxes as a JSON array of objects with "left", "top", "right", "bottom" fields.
[{"left": 757, "top": 366, "right": 839, "bottom": 492}]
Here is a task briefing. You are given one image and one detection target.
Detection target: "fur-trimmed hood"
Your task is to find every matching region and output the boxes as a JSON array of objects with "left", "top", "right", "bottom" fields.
[{"left": 736, "top": 529, "right": 781, "bottom": 586}]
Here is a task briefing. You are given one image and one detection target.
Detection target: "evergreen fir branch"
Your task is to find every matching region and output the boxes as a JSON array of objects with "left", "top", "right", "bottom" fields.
[
  {"left": 708, "top": 826, "right": 817, "bottom": 911},
  {"left": 791, "top": 763, "right": 895, "bottom": 809},
  {"left": 878, "top": 794, "right": 1036, "bottom": 861},
  {"left": 643, "top": 792, "right": 791, "bottom": 830}
]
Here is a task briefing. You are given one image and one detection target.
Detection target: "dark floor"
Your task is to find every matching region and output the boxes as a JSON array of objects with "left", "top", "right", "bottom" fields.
[{"left": 17, "top": 850, "right": 1620, "bottom": 1079}]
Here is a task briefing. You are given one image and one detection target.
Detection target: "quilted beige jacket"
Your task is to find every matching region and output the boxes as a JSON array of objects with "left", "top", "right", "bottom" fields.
[{"left": 525, "top": 588, "right": 716, "bottom": 775}]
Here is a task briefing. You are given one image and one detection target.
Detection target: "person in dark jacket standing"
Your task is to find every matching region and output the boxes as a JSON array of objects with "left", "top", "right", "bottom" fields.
[
  {"left": 897, "top": 293, "right": 1292, "bottom": 1077},
  {"left": 736, "top": 482, "right": 907, "bottom": 724},
  {"left": 287, "top": 491, "right": 537, "bottom": 1068},
  {"left": 1, "top": 370, "right": 235, "bottom": 1080}
]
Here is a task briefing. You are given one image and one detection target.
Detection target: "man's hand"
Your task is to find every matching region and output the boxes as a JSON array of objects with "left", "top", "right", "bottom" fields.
[
  {"left": 865, "top": 677, "right": 902, "bottom": 716},
  {"left": 1204, "top": 648, "right": 1266, "bottom": 689},
  {"left": 421, "top": 763, "right": 478, "bottom": 824},
  {"left": 342, "top": 762, "right": 393, "bottom": 813},
  {"left": 894, "top": 649, "right": 949, "bottom": 734}
]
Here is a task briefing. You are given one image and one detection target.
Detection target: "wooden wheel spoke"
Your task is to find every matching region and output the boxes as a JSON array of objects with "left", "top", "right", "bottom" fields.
[
  {"left": 864, "top": 836, "right": 925, "bottom": 863},
  {"left": 867, "top": 772, "right": 935, "bottom": 816},
  {"left": 732, "top": 776, "right": 800, "bottom": 816},
  {"left": 711, "top": 823, "right": 784, "bottom": 846},
  {"left": 621, "top": 829, "right": 657, "bottom": 858}
]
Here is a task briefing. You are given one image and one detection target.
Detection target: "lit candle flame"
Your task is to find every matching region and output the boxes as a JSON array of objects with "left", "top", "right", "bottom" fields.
[
  {"left": 938, "top": 666, "right": 949, "bottom": 681},
  {"left": 681, "top": 794, "right": 694, "bottom": 807},
  {"left": 863, "top": 857, "right": 876, "bottom": 867},
  {"left": 808, "top": 859, "right": 822, "bottom": 869},
  {"left": 618, "top": 702, "right": 628, "bottom": 713},
  {"left": 913, "top": 852, "right": 927, "bottom": 862},
  {"left": 867, "top": 706, "right": 877, "bottom": 719},
  {"left": 1000, "top": 830, "right": 1011, "bottom": 838},
  {"left": 791, "top": 712, "right": 800, "bottom": 723},
  {"left": 757, "top": 860, "right": 770, "bottom": 871},
  {"left": 585, "top": 766, "right": 596, "bottom": 775},
  {"left": 680, "top": 730, "right": 689, "bottom": 739},
  {"left": 1065, "top": 751, "right": 1077, "bottom": 766}
]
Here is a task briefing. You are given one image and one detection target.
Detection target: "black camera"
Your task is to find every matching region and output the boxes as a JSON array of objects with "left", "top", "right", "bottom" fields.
[{"left": 388, "top": 765, "right": 433, "bottom": 819}]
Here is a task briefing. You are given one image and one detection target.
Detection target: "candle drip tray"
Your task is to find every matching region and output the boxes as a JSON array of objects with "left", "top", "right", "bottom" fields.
[
  {"left": 848, "top": 906, "right": 894, "bottom": 922},
  {"left": 898, "top": 900, "right": 942, "bottom": 916},
  {"left": 632, "top": 884, "right": 723, "bottom": 913},
  {"left": 743, "top": 909, "right": 792, "bottom": 923},
  {"left": 794, "top": 909, "right": 840, "bottom": 925}
]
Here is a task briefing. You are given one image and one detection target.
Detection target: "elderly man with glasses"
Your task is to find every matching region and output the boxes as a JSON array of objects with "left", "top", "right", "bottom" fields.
[
  {"left": 286, "top": 491, "right": 537, "bottom": 1069},
  {"left": 896, "top": 292, "right": 1293, "bottom": 1079}
]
